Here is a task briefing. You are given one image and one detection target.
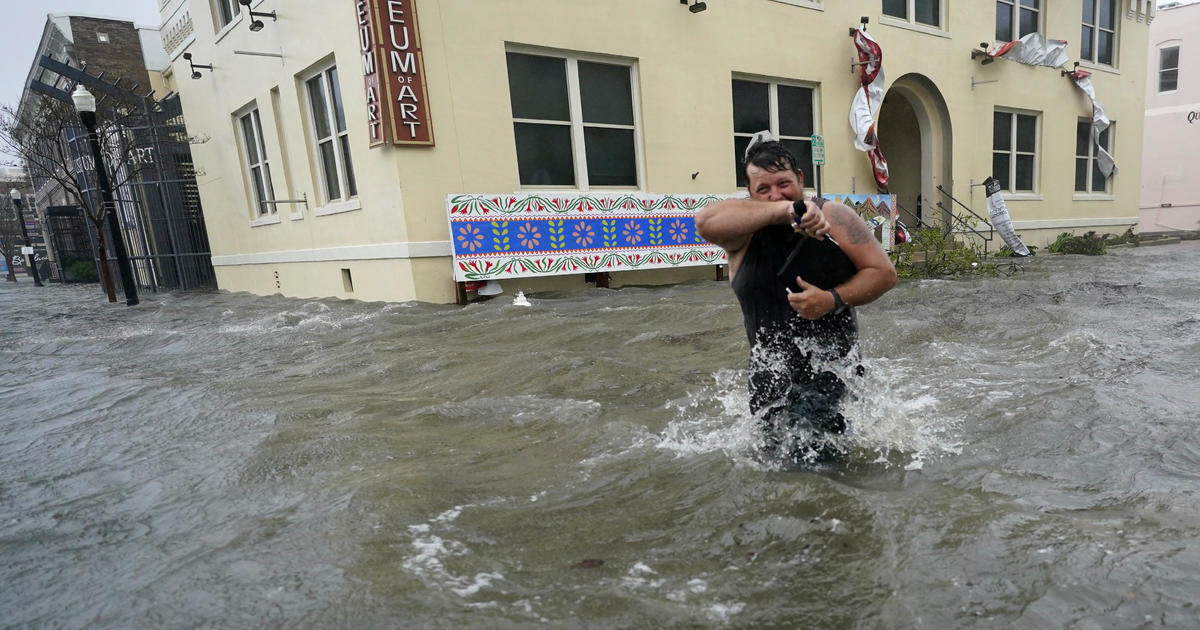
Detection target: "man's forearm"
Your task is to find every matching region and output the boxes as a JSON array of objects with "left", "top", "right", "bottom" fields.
[{"left": 695, "top": 199, "right": 790, "bottom": 248}]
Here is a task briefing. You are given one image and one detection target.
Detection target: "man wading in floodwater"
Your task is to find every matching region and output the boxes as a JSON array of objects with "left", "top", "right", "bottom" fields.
[{"left": 696, "top": 133, "right": 896, "bottom": 465}]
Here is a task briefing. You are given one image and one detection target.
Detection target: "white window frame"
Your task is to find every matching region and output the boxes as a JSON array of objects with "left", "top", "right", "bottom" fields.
[
  {"left": 995, "top": 0, "right": 1041, "bottom": 42},
  {"left": 1074, "top": 119, "right": 1113, "bottom": 196},
  {"left": 881, "top": 0, "right": 946, "bottom": 33},
  {"left": 236, "top": 105, "right": 275, "bottom": 219},
  {"left": 301, "top": 62, "right": 359, "bottom": 211},
  {"left": 506, "top": 46, "right": 644, "bottom": 192},
  {"left": 213, "top": 0, "right": 238, "bottom": 29},
  {"left": 731, "top": 75, "right": 821, "bottom": 192},
  {"left": 1081, "top": 0, "right": 1118, "bottom": 67},
  {"left": 993, "top": 108, "right": 1040, "bottom": 195},
  {"left": 1158, "top": 45, "right": 1180, "bottom": 93}
]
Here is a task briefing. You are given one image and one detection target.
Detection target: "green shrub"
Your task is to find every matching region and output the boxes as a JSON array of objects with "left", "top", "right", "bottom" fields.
[
  {"left": 66, "top": 259, "right": 99, "bottom": 282},
  {"left": 1103, "top": 227, "right": 1139, "bottom": 246},
  {"left": 891, "top": 227, "right": 999, "bottom": 279},
  {"left": 1048, "top": 231, "right": 1106, "bottom": 255}
]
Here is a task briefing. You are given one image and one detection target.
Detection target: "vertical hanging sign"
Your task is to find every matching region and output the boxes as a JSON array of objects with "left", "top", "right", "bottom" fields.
[
  {"left": 358, "top": 0, "right": 435, "bottom": 147},
  {"left": 357, "top": 0, "right": 390, "bottom": 147}
]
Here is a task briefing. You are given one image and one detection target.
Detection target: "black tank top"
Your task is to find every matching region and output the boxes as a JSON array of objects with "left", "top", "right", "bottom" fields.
[{"left": 731, "top": 225, "right": 858, "bottom": 355}]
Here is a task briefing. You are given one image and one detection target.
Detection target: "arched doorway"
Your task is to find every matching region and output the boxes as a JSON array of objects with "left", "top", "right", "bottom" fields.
[{"left": 876, "top": 74, "right": 953, "bottom": 229}]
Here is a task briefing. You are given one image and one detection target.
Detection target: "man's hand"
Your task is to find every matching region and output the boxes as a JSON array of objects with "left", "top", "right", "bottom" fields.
[
  {"left": 793, "top": 200, "right": 830, "bottom": 239},
  {"left": 786, "top": 276, "right": 835, "bottom": 320}
]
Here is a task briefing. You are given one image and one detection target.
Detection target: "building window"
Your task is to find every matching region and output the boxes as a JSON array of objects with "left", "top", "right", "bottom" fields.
[
  {"left": 1081, "top": 0, "right": 1117, "bottom": 66},
  {"left": 214, "top": 0, "right": 238, "bottom": 29},
  {"left": 992, "top": 110, "right": 1038, "bottom": 193},
  {"left": 505, "top": 51, "right": 639, "bottom": 189},
  {"left": 1159, "top": 46, "right": 1180, "bottom": 92},
  {"left": 1075, "top": 120, "right": 1112, "bottom": 194},
  {"left": 304, "top": 65, "right": 357, "bottom": 203},
  {"left": 883, "top": 0, "right": 941, "bottom": 28},
  {"left": 996, "top": 0, "right": 1039, "bottom": 42},
  {"left": 732, "top": 79, "right": 817, "bottom": 189},
  {"left": 238, "top": 108, "right": 274, "bottom": 216}
]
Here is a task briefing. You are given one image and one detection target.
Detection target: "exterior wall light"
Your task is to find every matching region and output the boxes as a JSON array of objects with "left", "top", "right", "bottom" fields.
[
  {"left": 182, "top": 52, "right": 213, "bottom": 79},
  {"left": 239, "top": 0, "right": 277, "bottom": 32},
  {"left": 680, "top": 0, "right": 707, "bottom": 13}
]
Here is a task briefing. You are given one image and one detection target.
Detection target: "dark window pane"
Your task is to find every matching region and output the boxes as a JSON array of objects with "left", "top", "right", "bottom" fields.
[
  {"left": 1019, "top": 8, "right": 1037, "bottom": 37},
  {"left": 734, "top": 135, "right": 750, "bottom": 188},
  {"left": 1083, "top": 0, "right": 1095, "bottom": 22},
  {"left": 1097, "top": 126, "right": 1110, "bottom": 149},
  {"left": 778, "top": 85, "right": 814, "bottom": 137},
  {"left": 732, "top": 80, "right": 769, "bottom": 134},
  {"left": 308, "top": 77, "right": 331, "bottom": 139},
  {"left": 340, "top": 135, "right": 357, "bottom": 197},
  {"left": 1076, "top": 121, "right": 1090, "bottom": 156},
  {"left": 993, "top": 153, "right": 1010, "bottom": 190},
  {"left": 781, "top": 139, "right": 813, "bottom": 187},
  {"left": 579, "top": 62, "right": 634, "bottom": 125},
  {"left": 262, "top": 163, "right": 274, "bottom": 202},
  {"left": 996, "top": 3, "right": 1013, "bottom": 41},
  {"left": 584, "top": 127, "right": 636, "bottom": 186},
  {"left": 251, "top": 167, "right": 267, "bottom": 213},
  {"left": 329, "top": 67, "right": 347, "bottom": 132},
  {"left": 241, "top": 115, "right": 258, "bottom": 162},
  {"left": 1075, "top": 158, "right": 1088, "bottom": 191},
  {"left": 1098, "top": 31, "right": 1113, "bottom": 65},
  {"left": 1015, "top": 154, "right": 1034, "bottom": 191},
  {"left": 883, "top": 0, "right": 907, "bottom": 19},
  {"left": 1016, "top": 115, "right": 1036, "bottom": 152},
  {"left": 319, "top": 140, "right": 339, "bottom": 199},
  {"left": 514, "top": 122, "right": 574, "bottom": 186},
  {"left": 993, "top": 112, "right": 1012, "bottom": 151},
  {"left": 1161, "top": 47, "right": 1179, "bottom": 69},
  {"left": 1091, "top": 161, "right": 1106, "bottom": 192},
  {"left": 1081, "top": 26, "right": 1093, "bottom": 61},
  {"left": 1160, "top": 69, "right": 1178, "bottom": 92},
  {"left": 915, "top": 0, "right": 939, "bottom": 26},
  {"left": 506, "top": 53, "right": 569, "bottom": 121},
  {"left": 1098, "top": 0, "right": 1114, "bottom": 29},
  {"left": 1021, "top": 0, "right": 1038, "bottom": 7}
]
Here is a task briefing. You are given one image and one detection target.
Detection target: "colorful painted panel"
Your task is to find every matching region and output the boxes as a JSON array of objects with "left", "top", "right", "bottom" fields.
[
  {"left": 447, "top": 193, "right": 735, "bottom": 281},
  {"left": 826, "top": 194, "right": 898, "bottom": 251}
]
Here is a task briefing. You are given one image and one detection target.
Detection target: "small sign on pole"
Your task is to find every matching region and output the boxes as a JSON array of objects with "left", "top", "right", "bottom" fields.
[{"left": 811, "top": 134, "right": 825, "bottom": 166}]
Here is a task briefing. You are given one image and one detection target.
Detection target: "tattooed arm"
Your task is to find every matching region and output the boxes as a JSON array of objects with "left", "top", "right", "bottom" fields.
[{"left": 786, "top": 201, "right": 897, "bottom": 320}]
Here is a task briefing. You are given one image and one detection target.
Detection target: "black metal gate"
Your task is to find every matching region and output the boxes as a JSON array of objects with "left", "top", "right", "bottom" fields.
[{"left": 44, "top": 205, "right": 97, "bottom": 282}]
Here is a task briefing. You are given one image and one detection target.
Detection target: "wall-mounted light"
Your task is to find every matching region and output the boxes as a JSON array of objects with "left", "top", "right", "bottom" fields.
[
  {"left": 182, "top": 52, "right": 213, "bottom": 79},
  {"left": 239, "top": 0, "right": 277, "bottom": 32},
  {"left": 680, "top": 0, "right": 707, "bottom": 13}
]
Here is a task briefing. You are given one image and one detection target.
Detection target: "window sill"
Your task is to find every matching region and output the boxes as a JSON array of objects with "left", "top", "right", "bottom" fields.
[
  {"left": 213, "top": 13, "right": 243, "bottom": 44},
  {"left": 289, "top": 211, "right": 304, "bottom": 221},
  {"left": 313, "top": 198, "right": 363, "bottom": 217},
  {"left": 768, "top": 0, "right": 823, "bottom": 10},
  {"left": 1002, "top": 193, "right": 1043, "bottom": 201},
  {"left": 1073, "top": 193, "right": 1114, "bottom": 201},
  {"left": 878, "top": 16, "right": 951, "bottom": 39},
  {"left": 249, "top": 214, "right": 281, "bottom": 227},
  {"left": 1078, "top": 60, "right": 1119, "bottom": 76}
]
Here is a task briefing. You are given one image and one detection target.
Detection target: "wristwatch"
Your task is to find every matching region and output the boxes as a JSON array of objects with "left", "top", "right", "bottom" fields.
[{"left": 829, "top": 288, "right": 847, "bottom": 314}]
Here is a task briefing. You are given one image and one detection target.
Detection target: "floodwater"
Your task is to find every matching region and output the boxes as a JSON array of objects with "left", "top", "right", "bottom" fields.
[{"left": 2, "top": 242, "right": 1200, "bottom": 629}]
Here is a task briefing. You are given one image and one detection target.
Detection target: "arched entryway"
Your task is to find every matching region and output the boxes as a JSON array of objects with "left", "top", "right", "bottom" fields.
[{"left": 876, "top": 74, "right": 953, "bottom": 229}]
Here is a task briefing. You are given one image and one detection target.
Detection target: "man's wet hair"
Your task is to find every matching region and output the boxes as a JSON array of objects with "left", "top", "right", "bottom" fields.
[{"left": 744, "top": 140, "right": 800, "bottom": 177}]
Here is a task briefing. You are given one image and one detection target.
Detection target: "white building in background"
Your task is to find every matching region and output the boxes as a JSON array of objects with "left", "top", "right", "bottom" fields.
[{"left": 1139, "top": 0, "right": 1200, "bottom": 233}]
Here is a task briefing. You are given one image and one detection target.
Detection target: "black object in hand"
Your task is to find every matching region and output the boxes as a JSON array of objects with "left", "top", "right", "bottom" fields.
[{"left": 776, "top": 234, "right": 857, "bottom": 292}]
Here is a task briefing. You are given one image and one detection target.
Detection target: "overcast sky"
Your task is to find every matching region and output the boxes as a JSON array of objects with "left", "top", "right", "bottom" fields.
[{"left": 0, "top": 0, "right": 160, "bottom": 165}]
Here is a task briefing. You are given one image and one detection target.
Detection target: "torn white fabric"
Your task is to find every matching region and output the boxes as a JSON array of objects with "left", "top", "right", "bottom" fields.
[
  {"left": 848, "top": 26, "right": 889, "bottom": 191},
  {"left": 1068, "top": 70, "right": 1119, "bottom": 178},
  {"left": 983, "top": 177, "right": 1031, "bottom": 256},
  {"left": 987, "top": 32, "right": 1070, "bottom": 68}
]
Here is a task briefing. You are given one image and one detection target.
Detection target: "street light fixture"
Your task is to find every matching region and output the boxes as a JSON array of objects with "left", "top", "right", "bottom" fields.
[
  {"left": 238, "top": 0, "right": 277, "bottom": 32},
  {"left": 71, "top": 84, "right": 139, "bottom": 306},
  {"left": 8, "top": 189, "right": 43, "bottom": 287}
]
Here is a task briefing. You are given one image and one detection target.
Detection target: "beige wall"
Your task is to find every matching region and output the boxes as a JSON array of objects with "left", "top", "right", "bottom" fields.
[{"left": 166, "top": 0, "right": 1153, "bottom": 303}]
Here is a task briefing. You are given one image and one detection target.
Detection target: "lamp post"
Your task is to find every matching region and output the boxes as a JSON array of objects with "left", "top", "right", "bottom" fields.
[
  {"left": 8, "top": 189, "right": 44, "bottom": 287},
  {"left": 72, "top": 85, "right": 138, "bottom": 306}
]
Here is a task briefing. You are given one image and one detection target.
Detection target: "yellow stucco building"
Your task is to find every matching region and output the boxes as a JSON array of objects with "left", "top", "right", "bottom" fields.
[{"left": 158, "top": 0, "right": 1155, "bottom": 303}]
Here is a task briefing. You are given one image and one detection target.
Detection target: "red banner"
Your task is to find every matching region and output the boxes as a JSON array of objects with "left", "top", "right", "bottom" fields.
[{"left": 357, "top": 0, "right": 434, "bottom": 147}]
